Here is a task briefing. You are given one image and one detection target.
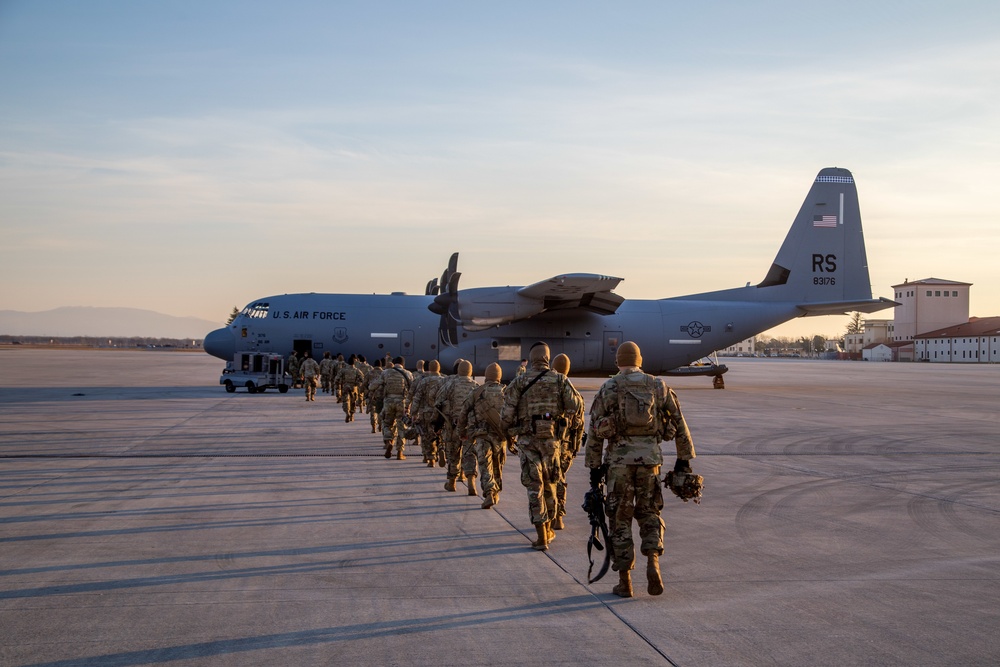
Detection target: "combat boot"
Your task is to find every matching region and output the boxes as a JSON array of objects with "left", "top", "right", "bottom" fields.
[
  {"left": 646, "top": 553, "right": 664, "bottom": 596},
  {"left": 612, "top": 570, "right": 633, "bottom": 598},
  {"left": 444, "top": 478, "right": 457, "bottom": 492},
  {"left": 551, "top": 515, "right": 564, "bottom": 530},
  {"left": 481, "top": 492, "right": 496, "bottom": 509},
  {"left": 467, "top": 475, "right": 477, "bottom": 497},
  {"left": 546, "top": 522, "right": 556, "bottom": 543},
  {"left": 383, "top": 441, "right": 392, "bottom": 459},
  {"left": 396, "top": 450, "right": 406, "bottom": 460},
  {"left": 531, "top": 523, "right": 548, "bottom": 551}
]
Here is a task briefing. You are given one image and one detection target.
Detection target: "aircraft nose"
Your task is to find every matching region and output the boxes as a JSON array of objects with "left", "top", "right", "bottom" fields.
[{"left": 203, "top": 327, "right": 235, "bottom": 360}]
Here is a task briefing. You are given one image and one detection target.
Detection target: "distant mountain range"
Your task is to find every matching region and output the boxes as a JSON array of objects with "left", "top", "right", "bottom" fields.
[{"left": 0, "top": 307, "right": 221, "bottom": 339}]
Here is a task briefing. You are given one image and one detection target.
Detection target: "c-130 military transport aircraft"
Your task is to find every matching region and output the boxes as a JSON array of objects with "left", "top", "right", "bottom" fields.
[{"left": 204, "top": 167, "right": 895, "bottom": 385}]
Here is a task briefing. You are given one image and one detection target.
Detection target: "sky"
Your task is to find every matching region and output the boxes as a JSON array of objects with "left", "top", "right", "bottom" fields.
[{"left": 1, "top": 0, "right": 998, "bottom": 341}]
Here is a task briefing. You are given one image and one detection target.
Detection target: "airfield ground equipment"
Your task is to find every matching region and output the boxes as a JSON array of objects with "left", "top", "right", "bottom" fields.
[{"left": 219, "top": 351, "right": 288, "bottom": 393}]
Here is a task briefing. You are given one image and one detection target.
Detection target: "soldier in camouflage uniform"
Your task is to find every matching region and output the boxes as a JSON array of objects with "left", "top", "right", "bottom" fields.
[
  {"left": 335, "top": 356, "right": 365, "bottom": 422},
  {"left": 459, "top": 362, "right": 507, "bottom": 508},
  {"left": 299, "top": 351, "right": 321, "bottom": 401},
  {"left": 585, "top": 341, "right": 695, "bottom": 598},
  {"left": 372, "top": 356, "right": 413, "bottom": 459},
  {"left": 501, "top": 342, "right": 582, "bottom": 551},
  {"left": 551, "top": 353, "right": 585, "bottom": 530},
  {"left": 365, "top": 359, "right": 384, "bottom": 434},
  {"left": 435, "top": 360, "right": 478, "bottom": 492},
  {"left": 355, "top": 355, "right": 372, "bottom": 414},
  {"left": 319, "top": 352, "right": 335, "bottom": 394},
  {"left": 409, "top": 359, "right": 446, "bottom": 467},
  {"left": 332, "top": 354, "right": 346, "bottom": 403},
  {"left": 286, "top": 351, "right": 301, "bottom": 389}
]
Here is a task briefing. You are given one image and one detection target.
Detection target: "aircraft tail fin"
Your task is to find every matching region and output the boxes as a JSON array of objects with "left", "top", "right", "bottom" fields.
[{"left": 754, "top": 167, "right": 877, "bottom": 308}]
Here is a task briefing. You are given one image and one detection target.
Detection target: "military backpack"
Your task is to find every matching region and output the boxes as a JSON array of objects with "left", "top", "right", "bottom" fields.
[{"left": 615, "top": 373, "right": 659, "bottom": 437}]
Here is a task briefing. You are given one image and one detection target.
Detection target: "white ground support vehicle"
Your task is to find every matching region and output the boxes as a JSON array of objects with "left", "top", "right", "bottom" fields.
[{"left": 220, "top": 352, "right": 289, "bottom": 393}]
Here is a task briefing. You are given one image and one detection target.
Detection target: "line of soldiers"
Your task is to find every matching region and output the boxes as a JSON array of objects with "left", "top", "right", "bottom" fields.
[{"left": 288, "top": 340, "right": 696, "bottom": 599}]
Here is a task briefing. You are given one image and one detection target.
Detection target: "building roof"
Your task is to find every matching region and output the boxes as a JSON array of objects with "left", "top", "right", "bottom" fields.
[
  {"left": 892, "top": 277, "right": 972, "bottom": 288},
  {"left": 913, "top": 316, "right": 1000, "bottom": 340}
]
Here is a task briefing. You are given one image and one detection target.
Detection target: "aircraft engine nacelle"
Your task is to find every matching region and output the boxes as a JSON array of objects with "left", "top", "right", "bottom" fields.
[{"left": 455, "top": 287, "right": 545, "bottom": 332}]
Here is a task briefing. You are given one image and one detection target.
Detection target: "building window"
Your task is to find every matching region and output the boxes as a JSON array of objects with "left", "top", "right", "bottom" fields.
[
  {"left": 926, "top": 291, "right": 932, "bottom": 297},
  {"left": 935, "top": 290, "right": 941, "bottom": 296},
  {"left": 952, "top": 291, "right": 958, "bottom": 296}
]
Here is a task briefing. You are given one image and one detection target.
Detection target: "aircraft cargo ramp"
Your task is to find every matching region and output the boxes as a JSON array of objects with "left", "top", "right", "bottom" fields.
[{"left": 1, "top": 350, "right": 998, "bottom": 666}]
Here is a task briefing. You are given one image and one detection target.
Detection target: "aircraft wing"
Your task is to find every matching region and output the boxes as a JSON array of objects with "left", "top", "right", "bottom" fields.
[
  {"left": 796, "top": 297, "right": 898, "bottom": 317},
  {"left": 456, "top": 273, "right": 624, "bottom": 331},
  {"left": 518, "top": 273, "right": 625, "bottom": 315}
]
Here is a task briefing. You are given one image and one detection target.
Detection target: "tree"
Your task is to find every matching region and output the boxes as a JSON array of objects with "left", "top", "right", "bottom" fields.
[
  {"left": 226, "top": 306, "right": 239, "bottom": 325},
  {"left": 799, "top": 337, "right": 812, "bottom": 355},
  {"left": 812, "top": 335, "right": 827, "bottom": 354},
  {"left": 845, "top": 311, "right": 862, "bottom": 335}
]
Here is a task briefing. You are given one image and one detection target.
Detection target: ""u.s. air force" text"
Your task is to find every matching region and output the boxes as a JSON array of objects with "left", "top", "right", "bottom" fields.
[{"left": 272, "top": 311, "right": 346, "bottom": 320}]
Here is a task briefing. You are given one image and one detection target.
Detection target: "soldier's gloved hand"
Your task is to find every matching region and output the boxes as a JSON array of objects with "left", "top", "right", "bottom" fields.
[
  {"left": 674, "top": 458, "right": 693, "bottom": 474},
  {"left": 589, "top": 465, "right": 606, "bottom": 489}
]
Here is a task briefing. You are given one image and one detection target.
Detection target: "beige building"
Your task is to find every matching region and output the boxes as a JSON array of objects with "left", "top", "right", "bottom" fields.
[
  {"left": 719, "top": 337, "right": 756, "bottom": 356},
  {"left": 844, "top": 319, "right": 892, "bottom": 357},
  {"left": 891, "top": 278, "right": 970, "bottom": 342}
]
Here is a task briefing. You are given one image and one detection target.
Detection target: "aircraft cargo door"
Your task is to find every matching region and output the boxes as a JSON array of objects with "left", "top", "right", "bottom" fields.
[{"left": 602, "top": 332, "right": 622, "bottom": 372}]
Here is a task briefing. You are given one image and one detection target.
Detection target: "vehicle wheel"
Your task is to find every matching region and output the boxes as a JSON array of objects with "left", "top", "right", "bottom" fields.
[
  {"left": 224, "top": 380, "right": 235, "bottom": 393},
  {"left": 246, "top": 381, "right": 257, "bottom": 394},
  {"left": 278, "top": 385, "right": 289, "bottom": 394}
]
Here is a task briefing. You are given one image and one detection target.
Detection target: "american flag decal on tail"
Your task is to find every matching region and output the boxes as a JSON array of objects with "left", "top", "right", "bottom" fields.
[{"left": 813, "top": 214, "right": 838, "bottom": 228}]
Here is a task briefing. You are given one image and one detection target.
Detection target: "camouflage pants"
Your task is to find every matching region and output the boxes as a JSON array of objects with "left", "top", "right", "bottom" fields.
[
  {"left": 304, "top": 376, "right": 319, "bottom": 400},
  {"left": 555, "top": 443, "right": 573, "bottom": 517},
  {"left": 415, "top": 414, "right": 439, "bottom": 463},
  {"left": 518, "top": 438, "right": 559, "bottom": 525},
  {"left": 321, "top": 371, "right": 333, "bottom": 393},
  {"left": 342, "top": 388, "right": 358, "bottom": 420},
  {"left": 380, "top": 398, "right": 406, "bottom": 453},
  {"left": 442, "top": 420, "right": 463, "bottom": 480},
  {"left": 606, "top": 464, "right": 665, "bottom": 572},
  {"left": 473, "top": 434, "right": 506, "bottom": 497}
]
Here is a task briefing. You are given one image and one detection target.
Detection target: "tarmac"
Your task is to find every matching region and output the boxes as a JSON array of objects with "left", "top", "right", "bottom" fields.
[{"left": 1, "top": 348, "right": 998, "bottom": 667}]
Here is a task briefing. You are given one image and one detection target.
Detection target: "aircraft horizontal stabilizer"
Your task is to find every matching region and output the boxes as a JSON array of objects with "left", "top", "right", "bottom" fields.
[{"left": 796, "top": 297, "right": 898, "bottom": 317}]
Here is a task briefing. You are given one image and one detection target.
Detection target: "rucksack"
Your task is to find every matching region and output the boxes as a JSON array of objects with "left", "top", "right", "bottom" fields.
[
  {"left": 616, "top": 374, "right": 659, "bottom": 437},
  {"left": 384, "top": 368, "right": 409, "bottom": 397}
]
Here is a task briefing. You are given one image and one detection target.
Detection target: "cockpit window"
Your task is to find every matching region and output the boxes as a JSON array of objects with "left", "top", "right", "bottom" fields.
[{"left": 241, "top": 302, "right": 270, "bottom": 319}]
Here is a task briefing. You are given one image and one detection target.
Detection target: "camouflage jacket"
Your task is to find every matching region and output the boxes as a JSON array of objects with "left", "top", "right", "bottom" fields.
[
  {"left": 334, "top": 365, "right": 365, "bottom": 391},
  {"left": 585, "top": 367, "right": 695, "bottom": 468},
  {"left": 435, "top": 375, "right": 479, "bottom": 420},
  {"left": 373, "top": 365, "right": 413, "bottom": 403},
  {"left": 300, "top": 357, "right": 320, "bottom": 379},
  {"left": 459, "top": 380, "right": 506, "bottom": 439},
  {"left": 410, "top": 372, "right": 445, "bottom": 418},
  {"left": 561, "top": 377, "right": 587, "bottom": 455},
  {"left": 500, "top": 362, "right": 582, "bottom": 441}
]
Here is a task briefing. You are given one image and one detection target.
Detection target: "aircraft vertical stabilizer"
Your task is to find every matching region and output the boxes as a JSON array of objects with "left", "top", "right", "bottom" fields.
[
  {"left": 675, "top": 167, "right": 893, "bottom": 315},
  {"left": 759, "top": 167, "right": 871, "bottom": 303}
]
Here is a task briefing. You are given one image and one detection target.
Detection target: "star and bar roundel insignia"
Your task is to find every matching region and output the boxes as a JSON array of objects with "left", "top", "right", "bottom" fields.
[{"left": 680, "top": 321, "right": 711, "bottom": 338}]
